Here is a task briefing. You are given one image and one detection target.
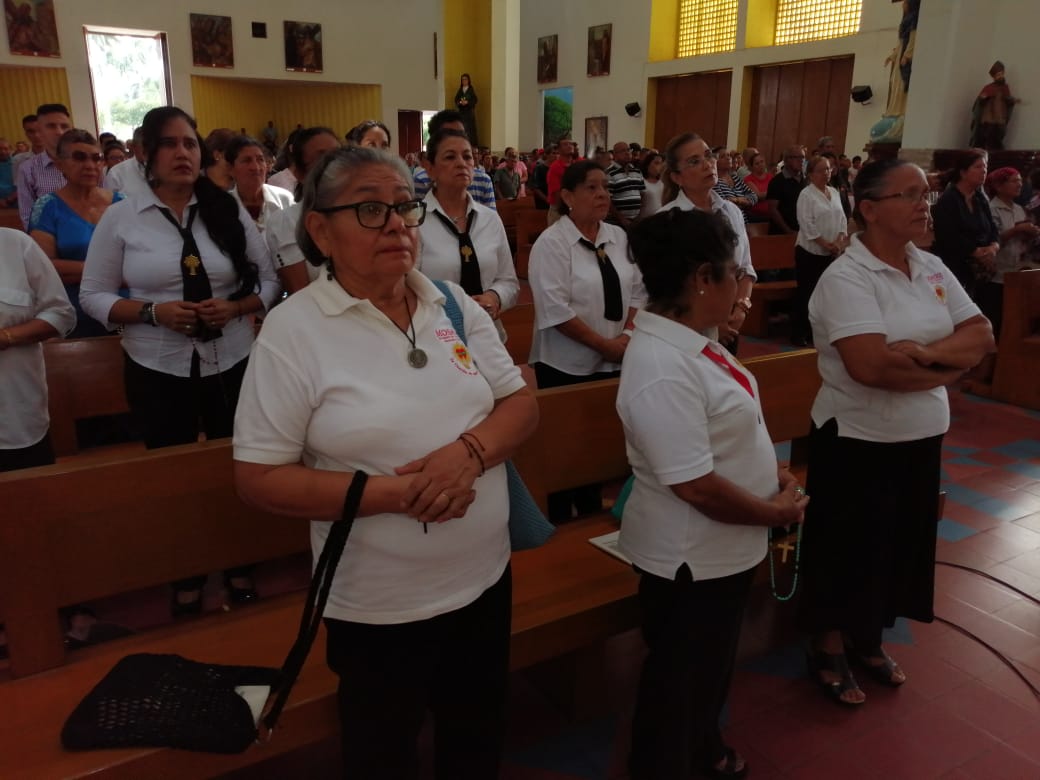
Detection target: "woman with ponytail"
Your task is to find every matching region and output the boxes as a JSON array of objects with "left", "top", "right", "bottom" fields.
[{"left": 80, "top": 106, "right": 278, "bottom": 615}]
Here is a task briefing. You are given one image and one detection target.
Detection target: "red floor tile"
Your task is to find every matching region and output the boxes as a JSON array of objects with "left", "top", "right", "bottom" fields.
[
  {"left": 940, "top": 501, "right": 1003, "bottom": 532},
  {"left": 926, "top": 679, "right": 1038, "bottom": 742},
  {"left": 953, "top": 744, "right": 1040, "bottom": 779},
  {"left": 889, "top": 642, "right": 974, "bottom": 701},
  {"left": 1014, "top": 511, "right": 1040, "bottom": 533},
  {"left": 1004, "top": 721, "right": 1040, "bottom": 764},
  {"left": 935, "top": 564, "right": 1024, "bottom": 610},
  {"left": 974, "top": 661, "right": 1040, "bottom": 714},
  {"left": 980, "top": 561, "right": 1040, "bottom": 598},
  {"left": 950, "top": 529, "right": 1040, "bottom": 565}
]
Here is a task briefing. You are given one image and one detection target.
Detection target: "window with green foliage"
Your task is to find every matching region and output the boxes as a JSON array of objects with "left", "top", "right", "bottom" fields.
[
  {"left": 84, "top": 29, "right": 171, "bottom": 140},
  {"left": 678, "top": 0, "right": 739, "bottom": 57},
  {"left": 774, "top": 0, "right": 862, "bottom": 46}
]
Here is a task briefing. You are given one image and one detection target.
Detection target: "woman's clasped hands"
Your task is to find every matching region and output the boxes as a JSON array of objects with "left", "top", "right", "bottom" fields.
[{"left": 395, "top": 439, "right": 483, "bottom": 525}]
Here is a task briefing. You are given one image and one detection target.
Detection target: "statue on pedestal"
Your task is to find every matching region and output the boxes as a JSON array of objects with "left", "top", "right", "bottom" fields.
[
  {"left": 870, "top": 0, "right": 919, "bottom": 145},
  {"left": 969, "top": 62, "right": 1018, "bottom": 150}
]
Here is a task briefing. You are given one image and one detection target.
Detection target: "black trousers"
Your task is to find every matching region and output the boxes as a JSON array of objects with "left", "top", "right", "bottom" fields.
[
  {"left": 793, "top": 245, "right": 833, "bottom": 341},
  {"left": 123, "top": 352, "right": 251, "bottom": 591},
  {"left": 0, "top": 433, "right": 55, "bottom": 472},
  {"left": 629, "top": 563, "right": 756, "bottom": 780},
  {"left": 975, "top": 280, "right": 1004, "bottom": 341},
  {"left": 532, "top": 362, "right": 620, "bottom": 521},
  {"left": 324, "top": 565, "right": 512, "bottom": 780}
]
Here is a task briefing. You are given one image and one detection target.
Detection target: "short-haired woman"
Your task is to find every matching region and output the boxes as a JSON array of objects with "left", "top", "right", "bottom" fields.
[
  {"left": 80, "top": 106, "right": 279, "bottom": 615},
  {"left": 226, "top": 134, "right": 293, "bottom": 233},
  {"left": 984, "top": 167, "right": 1039, "bottom": 337},
  {"left": 660, "top": 133, "right": 755, "bottom": 350},
  {"left": 419, "top": 129, "right": 518, "bottom": 334},
  {"left": 30, "top": 129, "right": 124, "bottom": 337},
  {"left": 931, "top": 148, "right": 999, "bottom": 298},
  {"left": 792, "top": 155, "right": 848, "bottom": 346},
  {"left": 620, "top": 208, "right": 807, "bottom": 780},
  {"left": 265, "top": 126, "right": 341, "bottom": 295},
  {"left": 798, "top": 160, "right": 994, "bottom": 706},
  {"left": 233, "top": 146, "right": 538, "bottom": 779}
]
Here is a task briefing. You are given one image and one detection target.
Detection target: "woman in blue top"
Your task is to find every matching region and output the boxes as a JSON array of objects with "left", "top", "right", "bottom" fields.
[{"left": 30, "top": 129, "right": 124, "bottom": 337}]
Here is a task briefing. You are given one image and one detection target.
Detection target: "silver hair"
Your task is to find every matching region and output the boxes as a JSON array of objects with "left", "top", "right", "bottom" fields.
[{"left": 296, "top": 146, "right": 414, "bottom": 266}]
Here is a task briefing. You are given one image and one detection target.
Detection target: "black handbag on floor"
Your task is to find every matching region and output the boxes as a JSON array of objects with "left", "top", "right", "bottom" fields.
[{"left": 61, "top": 471, "right": 369, "bottom": 754}]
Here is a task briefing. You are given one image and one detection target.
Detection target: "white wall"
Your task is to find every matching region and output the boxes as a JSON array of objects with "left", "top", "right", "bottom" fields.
[
  {"left": 518, "top": 0, "right": 907, "bottom": 155},
  {"left": 903, "top": 0, "right": 1039, "bottom": 151},
  {"left": 1, "top": 0, "right": 445, "bottom": 129}
]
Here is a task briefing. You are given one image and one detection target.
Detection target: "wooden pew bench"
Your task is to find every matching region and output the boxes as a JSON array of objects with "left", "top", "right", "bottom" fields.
[
  {"left": 500, "top": 303, "right": 535, "bottom": 365},
  {"left": 991, "top": 269, "right": 1040, "bottom": 410},
  {"left": 43, "top": 335, "right": 144, "bottom": 460},
  {"left": 746, "top": 234, "right": 798, "bottom": 338},
  {"left": 0, "top": 348, "right": 820, "bottom": 778}
]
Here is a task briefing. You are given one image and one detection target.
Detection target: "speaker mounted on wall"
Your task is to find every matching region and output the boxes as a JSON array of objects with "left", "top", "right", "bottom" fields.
[
  {"left": 252, "top": 22, "right": 267, "bottom": 39},
  {"left": 850, "top": 85, "right": 873, "bottom": 104},
  {"left": 624, "top": 102, "right": 642, "bottom": 117}
]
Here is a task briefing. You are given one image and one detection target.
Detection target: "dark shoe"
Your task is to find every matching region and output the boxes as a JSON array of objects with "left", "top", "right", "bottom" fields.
[
  {"left": 807, "top": 648, "right": 865, "bottom": 707},
  {"left": 850, "top": 646, "right": 906, "bottom": 687},
  {"left": 170, "top": 589, "right": 203, "bottom": 618},
  {"left": 699, "top": 747, "right": 749, "bottom": 780},
  {"left": 224, "top": 575, "right": 258, "bottom": 605}
]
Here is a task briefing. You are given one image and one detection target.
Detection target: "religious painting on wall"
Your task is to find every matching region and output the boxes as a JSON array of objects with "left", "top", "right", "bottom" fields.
[
  {"left": 537, "top": 34, "right": 558, "bottom": 84},
  {"left": 284, "top": 20, "right": 322, "bottom": 73},
  {"left": 585, "top": 116, "right": 607, "bottom": 160},
  {"left": 587, "top": 23, "right": 611, "bottom": 77},
  {"left": 4, "top": 0, "right": 60, "bottom": 58},
  {"left": 190, "top": 13, "right": 234, "bottom": 68}
]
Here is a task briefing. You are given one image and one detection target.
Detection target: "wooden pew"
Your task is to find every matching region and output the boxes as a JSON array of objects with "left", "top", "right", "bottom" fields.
[
  {"left": 497, "top": 197, "right": 536, "bottom": 252},
  {"left": 0, "top": 209, "right": 23, "bottom": 230},
  {"left": 746, "top": 234, "right": 797, "bottom": 338},
  {"left": 991, "top": 270, "right": 1040, "bottom": 410},
  {"left": 43, "top": 335, "right": 141, "bottom": 459},
  {"left": 500, "top": 303, "right": 534, "bottom": 365},
  {"left": 0, "top": 348, "right": 820, "bottom": 778}
]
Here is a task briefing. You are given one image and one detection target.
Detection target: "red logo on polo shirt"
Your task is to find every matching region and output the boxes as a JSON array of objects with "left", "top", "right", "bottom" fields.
[
  {"left": 934, "top": 285, "right": 947, "bottom": 304},
  {"left": 450, "top": 341, "right": 479, "bottom": 376}
]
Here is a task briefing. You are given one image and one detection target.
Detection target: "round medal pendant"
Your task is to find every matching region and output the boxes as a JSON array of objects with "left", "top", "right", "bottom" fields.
[{"left": 407, "top": 347, "right": 428, "bottom": 368}]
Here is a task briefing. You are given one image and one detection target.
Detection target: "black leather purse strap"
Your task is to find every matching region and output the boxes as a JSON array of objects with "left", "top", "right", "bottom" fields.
[{"left": 260, "top": 469, "right": 368, "bottom": 737}]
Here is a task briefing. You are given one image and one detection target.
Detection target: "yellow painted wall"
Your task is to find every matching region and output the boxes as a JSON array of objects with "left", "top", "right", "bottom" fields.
[
  {"left": 745, "top": 0, "right": 780, "bottom": 47},
  {"left": 443, "top": 0, "right": 492, "bottom": 147},
  {"left": 649, "top": 0, "right": 680, "bottom": 62},
  {"left": 191, "top": 76, "right": 381, "bottom": 140},
  {"left": 0, "top": 65, "right": 71, "bottom": 146}
]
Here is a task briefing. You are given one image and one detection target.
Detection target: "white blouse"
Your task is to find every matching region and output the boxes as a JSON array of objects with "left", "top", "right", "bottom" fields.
[
  {"left": 796, "top": 185, "right": 847, "bottom": 256},
  {"left": 232, "top": 183, "right": 294, "bottom": 233},
  {"left": 0, "top": 229, "right": 75, "bottom": 449},
  {"left": 80, "top": 188, "right": 279, "bottom": 378},
  {"left": 418, "top": 191, "right": 519, "bottom": 310}
]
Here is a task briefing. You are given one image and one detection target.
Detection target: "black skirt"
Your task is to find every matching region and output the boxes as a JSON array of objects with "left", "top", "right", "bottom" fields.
[{"left": 796, "top": 418, "right": 943, "bottom": 636}]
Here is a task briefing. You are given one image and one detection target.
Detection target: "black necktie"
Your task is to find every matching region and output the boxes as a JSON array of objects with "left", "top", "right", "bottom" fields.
[
  {"left": 578, "top": 237, "right": 624, "bottom": 322},
  {"left": 431, "top": 209, "right": 483, "bottom": 296},
  {"left": 157, "top": 204, "right": 221, "bottom": 342}
]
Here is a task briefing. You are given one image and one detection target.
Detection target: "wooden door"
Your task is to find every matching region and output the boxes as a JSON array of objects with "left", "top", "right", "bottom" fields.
[
  {"left": 748, "top": 56, "right": 854, "bottom": 167},
  {"left": 397, "top": 110, "right": 422, "bottom": 156},
  {"left": 652, "top": 70, "right": 732, "bottom": 152}
]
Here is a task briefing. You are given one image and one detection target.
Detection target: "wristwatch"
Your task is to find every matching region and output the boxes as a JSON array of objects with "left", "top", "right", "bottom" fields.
[{"left": 138, "top": 302, "right": 158, "bottom": 326}]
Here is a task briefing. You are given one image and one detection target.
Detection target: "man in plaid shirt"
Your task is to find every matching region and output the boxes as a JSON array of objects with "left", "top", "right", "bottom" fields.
[{"left": 17, "top": 103, "right": 71, "bottom": 229}]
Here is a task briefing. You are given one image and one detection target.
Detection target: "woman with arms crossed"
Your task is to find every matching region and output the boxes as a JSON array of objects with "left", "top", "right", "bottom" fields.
[
  {"left": 799, "top": 160, "right": 994, "bottom": 706},
  {"left": 233, "top": 146, "right": 538, "bottom": 779}
]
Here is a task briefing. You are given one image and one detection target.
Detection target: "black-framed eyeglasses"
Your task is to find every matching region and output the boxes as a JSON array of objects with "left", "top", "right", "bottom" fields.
[
  {"left": 866, "top": 189, "right": 930, "bottom": 204},
  {"left": 314, "top": 199, "right": 427, "bottom": 229},
  {"left": 64, "top": 151, "right": 104, "bottom": 164}
]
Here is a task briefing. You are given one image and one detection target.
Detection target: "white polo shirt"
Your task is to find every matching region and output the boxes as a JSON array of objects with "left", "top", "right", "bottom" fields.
[
  {"left": 103, "top": 158, "right": 149, "bottom": 198},
  {"left": 80, "top": 189, "right": 279, "bottom": 377},
  {"left": 0, "top": 229, "right": 75, "bottom": 449},
  {"left": 796, "top": 184, "right": 847, "bottom": 256},
  {"left": 658, "top": 189, "right": 757, "bottom": 281},
  {"left": 418, "top": 191, "right": 519, "bottom": 310},
  {"left": 809, "top": 235, "right": 981, "bottom": 443},
  {"left": 528, "top": 215, "right": 647, "bottom": 374},
  {"left": 616, "top": 310, "right": 771, "bottom": 581},
  {"left": 233, "top": 271, "right": 526, "bottom": 624},
  {"left": 265, "top": 202, "right": 321, "bottom": 284},
  {"left": 232, "top": 183, "right": 294, "bottom": 233}
]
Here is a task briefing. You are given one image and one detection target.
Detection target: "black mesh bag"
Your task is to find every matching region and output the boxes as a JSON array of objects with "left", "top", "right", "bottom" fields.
[{"left": 61, "top": 471, "right": 368, "bottom": 754}]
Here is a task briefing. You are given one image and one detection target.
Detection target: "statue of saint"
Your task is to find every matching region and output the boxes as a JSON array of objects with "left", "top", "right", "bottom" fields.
[
  {"left": 870, "top": 0, "right": 919, "bottom": 144},
  {"left": 970, "top": 62, "right": 1018, "bottom": 150}
]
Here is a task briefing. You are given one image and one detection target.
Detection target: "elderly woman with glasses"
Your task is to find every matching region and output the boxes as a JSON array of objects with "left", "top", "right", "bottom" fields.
[
  {"left": 659, "top": 133, "right": 755, "bottom": 350},
  {"left": 620, "top": 209, "right": 807, "bottom": 780},
  {"left": 29, "top": 129, "right": 125, "bottom": 337},
  {"left": 233, "top": 146, "right": 538, "bottom": 779},
  {"left": 798, "top": 160, "right": 994, "bottom": 707}
]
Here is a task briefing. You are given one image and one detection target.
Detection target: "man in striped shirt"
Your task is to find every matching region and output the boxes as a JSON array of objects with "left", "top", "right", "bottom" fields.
[
  {"left": 17, "top": 103, "right": 71, "bottom": 229},
  {"left": 605, "top": 141, "right": 645, "bottom": 228}
]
